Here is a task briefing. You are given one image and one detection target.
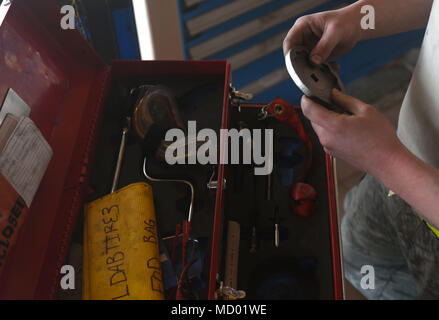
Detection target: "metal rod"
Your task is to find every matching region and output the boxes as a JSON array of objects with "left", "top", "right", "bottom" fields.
[
  {"left": 111, "top": 118, "right": 131, "bottom": 193},
  {"left": 274, "top": 205, "right": 280, "bottom": 248},
  {"left": 162, "top": 233, "right": 183, "bottom": 241},
  {"left": 142, "top": 156, "right": 195, "bottom": 223}
]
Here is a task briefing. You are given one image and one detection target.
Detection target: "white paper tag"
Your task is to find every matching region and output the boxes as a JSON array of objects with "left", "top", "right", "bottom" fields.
[
  {"left": 0, "top": 116, "right": 53, "bottom": 207},
  {"left": 0, "top": 113, "right": 18, "bottom": 152}
]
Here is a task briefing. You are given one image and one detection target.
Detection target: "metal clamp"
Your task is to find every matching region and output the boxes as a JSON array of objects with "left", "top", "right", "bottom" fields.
[
  {"left": 229, "top": 83, "right": 253, "bottom": 111},
  {"left": 207, "top": 168, "right": 226, "bottom": 190},
  {"left": 216, "top": 281, "right": 246, "bottom": 300}
]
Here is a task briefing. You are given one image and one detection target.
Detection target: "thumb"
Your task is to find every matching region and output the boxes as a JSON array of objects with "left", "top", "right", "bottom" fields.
[
  {"left": 332, "top": 89, "right": 364, "bottom": 114},
  {"left": 310, "top": 25, "right": 339, "bottom": 65}
]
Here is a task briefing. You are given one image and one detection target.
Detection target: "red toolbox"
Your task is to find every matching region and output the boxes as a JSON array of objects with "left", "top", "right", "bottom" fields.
[{"left": 0, "top": 0, "right": 343, "bottom": 300}]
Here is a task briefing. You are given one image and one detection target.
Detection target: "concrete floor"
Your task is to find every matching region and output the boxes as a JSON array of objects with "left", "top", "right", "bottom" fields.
[{"left": 336, "top": 48, "right": 420, "bottom": 300}]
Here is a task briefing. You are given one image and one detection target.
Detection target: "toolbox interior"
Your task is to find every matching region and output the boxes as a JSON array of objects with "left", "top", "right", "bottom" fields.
[
  {"left": 67, "top": 70, "right": 226, "bottom": 299},
  {"left": 64, "top": 66, "right": 336, "bottom": 300},
  {"left": 222, "top": 106, "right": 335, "bottom": 300}
]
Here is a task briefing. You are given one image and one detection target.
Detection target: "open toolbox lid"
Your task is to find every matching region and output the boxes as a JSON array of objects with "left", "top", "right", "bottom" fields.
[{"left": 0, "top": 0, "right": 109, "bottom": 299}]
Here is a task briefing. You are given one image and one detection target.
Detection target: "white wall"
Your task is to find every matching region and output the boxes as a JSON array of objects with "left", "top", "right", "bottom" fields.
[{"left": 133, "top": 0, "right": 184, "bottom": 60}]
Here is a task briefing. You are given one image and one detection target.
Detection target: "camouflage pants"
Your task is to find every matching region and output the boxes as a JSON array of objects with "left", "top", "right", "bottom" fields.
[{"left": 342, "top": 174, "right": 439, "bottom": 300}]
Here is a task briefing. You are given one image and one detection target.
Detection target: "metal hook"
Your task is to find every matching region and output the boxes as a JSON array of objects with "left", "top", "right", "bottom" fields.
[
  {"left": 142, "top": 156, "right": 195, "bottom": 223},
  {"left": 257, "top": 104, "right": 279, "bottom": 121},
  {"left": 206, "top": 165, "right": 226, "bottom": 190}
]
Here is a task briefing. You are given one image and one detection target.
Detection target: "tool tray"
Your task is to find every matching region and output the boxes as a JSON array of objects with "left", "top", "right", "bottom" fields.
[
  {"left": 0, "top": 0, "right": 342, "bottom": 299},
  {"left": 221, "top": 105, "right": 340, "bottom": 299}
]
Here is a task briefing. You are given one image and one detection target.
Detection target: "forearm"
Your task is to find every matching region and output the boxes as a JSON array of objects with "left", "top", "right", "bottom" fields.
[
  {"left": 343, "top": 0, "right": 434, "bottom": 41},
  {"left": 372, "top": 145, "right": 439, "bottom": 229}
]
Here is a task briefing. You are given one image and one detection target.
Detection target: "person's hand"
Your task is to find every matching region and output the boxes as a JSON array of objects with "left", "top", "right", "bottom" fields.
[
  {"left": 301, "top": 90, "right": 406, "bottom": 176},
  {"left": 283, "top": 7, "right": 361, "bottom": 65}
]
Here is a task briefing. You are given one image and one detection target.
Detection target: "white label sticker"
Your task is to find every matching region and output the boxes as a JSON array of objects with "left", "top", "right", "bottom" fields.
[{"left": 0, "top": 116, "right": 53, "bottom": 207}]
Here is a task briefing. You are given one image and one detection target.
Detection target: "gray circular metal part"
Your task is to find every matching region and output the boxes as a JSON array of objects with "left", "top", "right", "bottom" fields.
[{"left": 285, "top": 46, "right": 345, "bottom": 110}]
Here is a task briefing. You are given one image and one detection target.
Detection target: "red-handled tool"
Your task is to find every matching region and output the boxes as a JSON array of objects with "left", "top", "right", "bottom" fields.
[
  {"left": 291, "top": 182, "right": 317, "bottom": 218},
  {"left": 260, "top": 98, "right": 317, "bottom": 218}
]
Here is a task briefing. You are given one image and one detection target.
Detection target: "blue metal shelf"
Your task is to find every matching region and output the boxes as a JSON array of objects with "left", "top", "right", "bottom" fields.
[{"left": 177, "top": 0, "right": 424, "bottom": 105}]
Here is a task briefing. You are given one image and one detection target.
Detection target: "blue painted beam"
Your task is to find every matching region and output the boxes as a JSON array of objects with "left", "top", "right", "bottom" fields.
[{"left": 112, "top": 7, "right": 141, "bottom": 60}]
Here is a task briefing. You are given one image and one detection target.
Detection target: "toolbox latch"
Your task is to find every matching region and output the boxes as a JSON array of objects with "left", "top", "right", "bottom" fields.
[
  {"left": 216, "top": 281, "right": 246, "bottom": 300},
  {"left": 229, "top": 83, "right": 253, "bottom": 109}
]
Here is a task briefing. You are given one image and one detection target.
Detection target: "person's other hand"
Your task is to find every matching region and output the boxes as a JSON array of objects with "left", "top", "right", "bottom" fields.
[
  {"left": 283, "top": 7, "right": 361, "bottom": 65},
  {"left": 301, "top": 89, "right": 405, "bottom": 176}
]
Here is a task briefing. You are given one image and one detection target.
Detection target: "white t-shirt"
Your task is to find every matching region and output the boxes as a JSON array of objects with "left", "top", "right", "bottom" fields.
[{"left": 397, "top": 1, "right": 439, "bottom": 168}]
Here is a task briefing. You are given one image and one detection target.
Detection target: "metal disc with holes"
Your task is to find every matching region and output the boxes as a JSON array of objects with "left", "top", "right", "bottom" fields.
[{"left": 285, "top": 46, "right": 345, "bottom": 111}]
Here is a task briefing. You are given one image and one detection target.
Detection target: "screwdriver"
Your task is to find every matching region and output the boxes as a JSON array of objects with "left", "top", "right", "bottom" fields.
[
  {"left": 250, "top": 175, "right": 258, "bottom": 254},
  {"left": 274, "top": 205, "right": 280, "bottom": 248},
  {"left": 267, "top": 166, "right": 280, "bottom": 248}
]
